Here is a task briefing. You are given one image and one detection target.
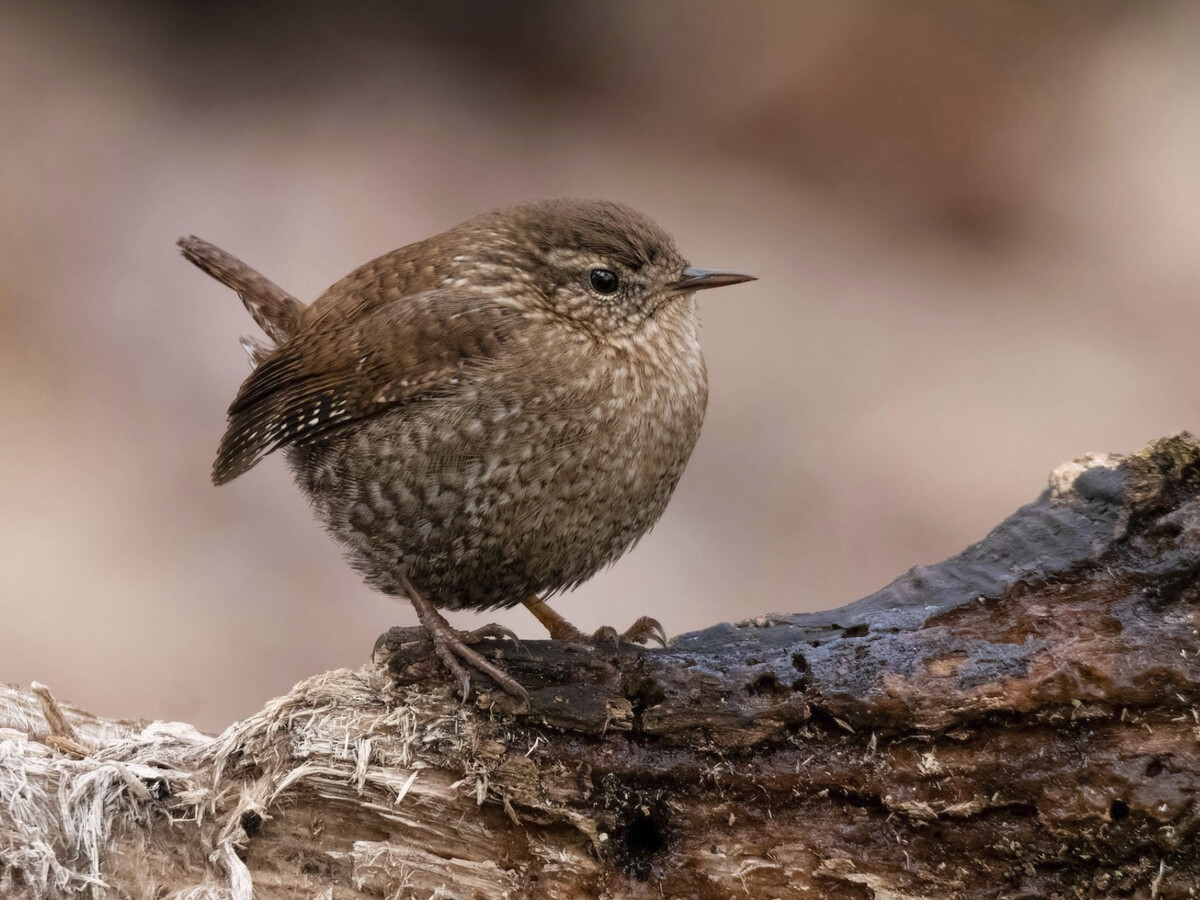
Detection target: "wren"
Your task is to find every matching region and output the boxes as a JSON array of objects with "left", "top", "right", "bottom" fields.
[{"left": 180, "top": 199, "right": 754, "bottom": 703}]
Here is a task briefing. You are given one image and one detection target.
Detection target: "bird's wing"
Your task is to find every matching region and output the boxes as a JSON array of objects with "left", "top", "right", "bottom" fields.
[{"left": 212, "top": 287, "right": 525, "bottom": 484}]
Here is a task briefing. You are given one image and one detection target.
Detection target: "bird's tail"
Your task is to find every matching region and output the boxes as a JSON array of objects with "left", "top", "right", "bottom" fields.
[{"left": 177, "top": 236, "right": 305, "bottom": 366}]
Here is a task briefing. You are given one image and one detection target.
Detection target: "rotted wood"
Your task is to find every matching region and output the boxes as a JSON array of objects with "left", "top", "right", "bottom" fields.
[{"left": 3, "top": 435, "right": 1200, "bottom": 899}]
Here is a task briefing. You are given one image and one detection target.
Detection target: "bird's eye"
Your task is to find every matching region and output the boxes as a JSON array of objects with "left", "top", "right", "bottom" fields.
[{"left": 588, "top": 268, "right": 619, "bottom": 295}]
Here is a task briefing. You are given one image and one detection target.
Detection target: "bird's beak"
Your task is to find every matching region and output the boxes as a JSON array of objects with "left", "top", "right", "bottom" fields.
[{"left": 669, "top": 267, "right": 757, "bottom": 292}]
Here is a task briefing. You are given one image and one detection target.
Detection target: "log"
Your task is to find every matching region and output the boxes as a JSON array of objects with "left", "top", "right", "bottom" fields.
[{"left": 3, "top": 434, "right": 1200, "bottom": 899}]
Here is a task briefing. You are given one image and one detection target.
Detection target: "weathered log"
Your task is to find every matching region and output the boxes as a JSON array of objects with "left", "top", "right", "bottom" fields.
[{"left": 3, "top": 435, "right": 1200, "bottom": 898}]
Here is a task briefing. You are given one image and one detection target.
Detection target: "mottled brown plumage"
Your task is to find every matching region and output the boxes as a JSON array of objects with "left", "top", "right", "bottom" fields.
[{"left": 180, "top": 199, "right": 753, "bottom": 701}]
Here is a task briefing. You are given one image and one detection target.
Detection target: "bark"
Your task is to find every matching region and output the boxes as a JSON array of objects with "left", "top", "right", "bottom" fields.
[{"left": 4, "top": 434, "right": 1200, "bottom": 899}]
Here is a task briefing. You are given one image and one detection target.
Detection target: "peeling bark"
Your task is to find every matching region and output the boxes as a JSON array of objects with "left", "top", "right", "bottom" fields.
[{"left": 3, "top": 435, "right": 1200, "bottom": 898}]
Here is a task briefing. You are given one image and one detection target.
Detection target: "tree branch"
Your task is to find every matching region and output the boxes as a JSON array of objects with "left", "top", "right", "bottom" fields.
[{"left": 4, "top": 435, "right": 1200, "bottom": 898}]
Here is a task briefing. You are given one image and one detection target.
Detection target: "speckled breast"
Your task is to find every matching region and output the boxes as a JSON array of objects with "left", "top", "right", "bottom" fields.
[{"left": 288, "top": 325, "right": 708, "bottom": 611}]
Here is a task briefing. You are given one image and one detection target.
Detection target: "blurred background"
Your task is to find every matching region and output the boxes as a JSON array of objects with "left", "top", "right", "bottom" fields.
[{"left": 3, "top": 0, "right": 1199, "bottom": 732}]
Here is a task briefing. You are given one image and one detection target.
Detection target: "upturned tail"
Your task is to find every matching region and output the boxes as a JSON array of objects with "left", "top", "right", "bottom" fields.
[{"left": 177, "top": 236, "right": 306, "bottom": 365}]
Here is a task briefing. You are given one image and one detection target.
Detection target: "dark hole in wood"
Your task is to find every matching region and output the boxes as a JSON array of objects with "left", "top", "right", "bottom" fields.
[
  {"left": 615, "top": 805, "right": 670, "bottom": 880},
  {"left": 241, "top": 810, "right": 264, "bottom": 837},
  {"left": 626, "top": 812, "right": 666, "bottom": 874},
  {"left": 1110, "top": 799, "right": 1130, "bottom": 821},
  {"left": 144, "top": 777, "right": 170, "bottom": 801}
]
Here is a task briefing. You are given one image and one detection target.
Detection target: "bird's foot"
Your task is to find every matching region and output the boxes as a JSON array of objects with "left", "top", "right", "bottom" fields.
[
  {"left": 460, "top": 622, "right": 523, "bottom": 648},
  {"left": 522, "top": 595, "right": 667, "bottom": 648},
  {"left": 398, "top": 575, "right": 529, "bottom": 708},
  {"left": 586, "top": 615, "right": 668, "bottom": 649}
]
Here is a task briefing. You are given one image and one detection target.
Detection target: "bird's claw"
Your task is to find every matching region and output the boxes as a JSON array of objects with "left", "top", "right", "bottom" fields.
[
  {"left": 427, "top": 628, "right": 529, "bottom": 708},
  {"left": 581, "top": 616, "right": 669, "bottom": 648},
  {"left": 462, "top": 622, "right": 522, "bottom": 649},
  {"left": 618, "top": 615, "right": 668, "bottom": 647},
  {"left": 521, "top": 594, "right": 668, "bottom": 649},
  {"left": 399, "top": 573, "right": 529, "bottom": 709}
]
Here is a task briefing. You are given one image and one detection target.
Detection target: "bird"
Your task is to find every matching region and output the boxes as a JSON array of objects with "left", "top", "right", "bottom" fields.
[{"left": 179, "top": 199, "right": 754, "bottom": 704}]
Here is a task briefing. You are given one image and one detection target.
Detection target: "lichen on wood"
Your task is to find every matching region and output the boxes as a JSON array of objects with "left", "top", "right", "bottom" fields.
[{"left": 3, "top": 434, "right": 1200, "bottom": 898}]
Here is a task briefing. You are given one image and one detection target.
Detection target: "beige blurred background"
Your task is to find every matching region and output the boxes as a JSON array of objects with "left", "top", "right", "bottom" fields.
[{"left": 3, "top": 0, "right": 1199, "bottom": 732}]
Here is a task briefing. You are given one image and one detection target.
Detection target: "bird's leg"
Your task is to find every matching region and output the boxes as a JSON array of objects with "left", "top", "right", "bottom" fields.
[
  {"left": 522, "top": 594, "right": 588, "bottom": 642},
  {"left": 397, "top": 573, "right": 528, "bottom": 706},
  {"left": 521, "top": 595, "right": 667, "bottom": 648}
]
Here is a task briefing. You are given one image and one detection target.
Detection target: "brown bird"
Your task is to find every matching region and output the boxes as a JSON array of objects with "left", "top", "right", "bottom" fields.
[{"left": 179, "top": 200, "right": 754, "bottom": 703}]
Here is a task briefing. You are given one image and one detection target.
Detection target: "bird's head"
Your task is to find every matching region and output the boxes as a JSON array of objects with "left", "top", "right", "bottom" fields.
[{"left": 450, "top": 199, "right": 755, "bottom": 338}]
